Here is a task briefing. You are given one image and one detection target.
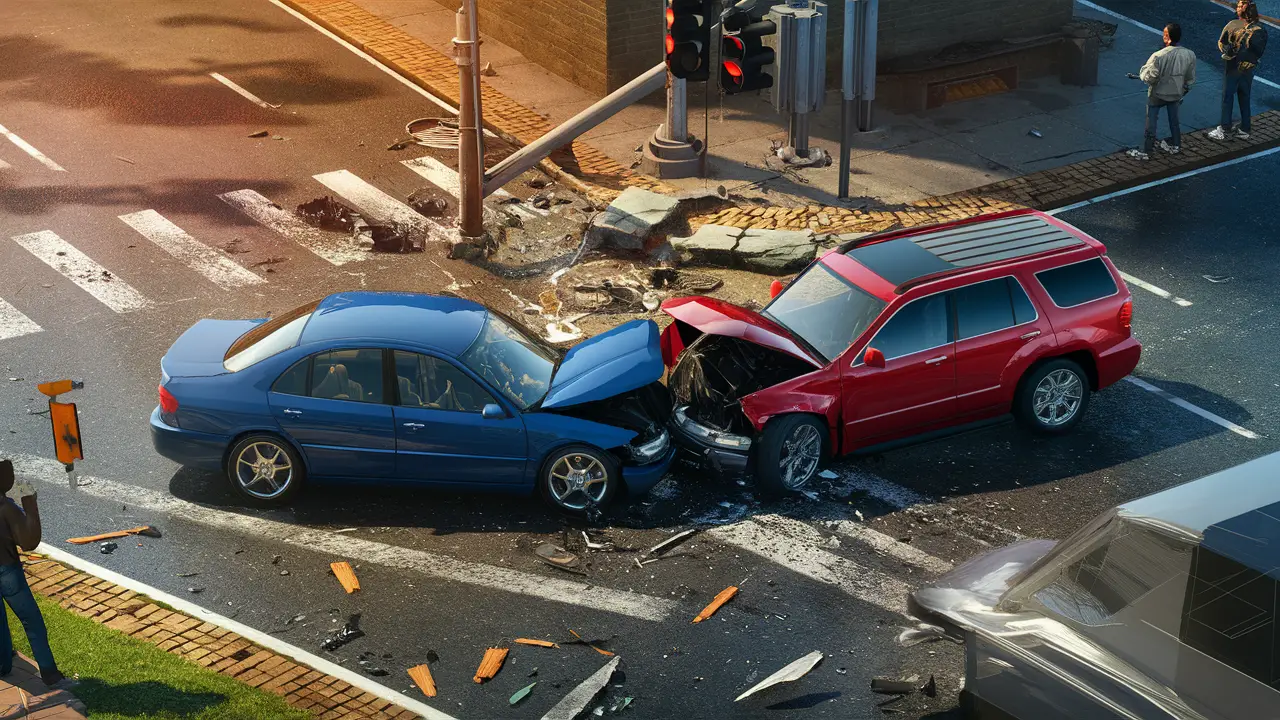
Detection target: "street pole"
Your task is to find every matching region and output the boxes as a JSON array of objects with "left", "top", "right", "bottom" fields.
[
  {"left": 454, "top": 0, "right": 484, "bottom": 240},
  {"left": 838, "top": 0, "right": 856, "bottom": 199},
  {"left": 665, "top": 76, "right": 688, "bottom": 143}
]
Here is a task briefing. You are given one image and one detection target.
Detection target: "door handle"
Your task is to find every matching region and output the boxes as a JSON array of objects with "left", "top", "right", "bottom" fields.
[
  {"left": 924, "top": 355, "right": 948, "bottom": 365},
  {"left": 402, "top": 422, "right": 425, "bottom": 429},
  {"left": 1020, "top": 330, "right": 1041, "bottom": 340},
  {"left": 282, "top": 409, "right": 302, "bottom": 417}
]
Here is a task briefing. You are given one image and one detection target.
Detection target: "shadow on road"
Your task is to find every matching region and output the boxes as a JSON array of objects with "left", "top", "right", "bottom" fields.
[{"left": 157, "top": 13, "right": 302, "bottom": 33}]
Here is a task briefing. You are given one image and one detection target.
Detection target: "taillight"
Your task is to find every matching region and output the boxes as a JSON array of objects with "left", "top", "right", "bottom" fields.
[
  {"left": 1118, "top": 300, "right": 1132, "bottom": 331},
  {"left": 158, "top": 385, "right": 179, "bottom": 414}
]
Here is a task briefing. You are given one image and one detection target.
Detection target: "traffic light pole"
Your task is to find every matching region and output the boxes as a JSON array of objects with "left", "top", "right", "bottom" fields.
[
  {"left": 454, "top": 0, "right": 485, "bottom": 241},
  {"left": 664, "top": 77, "right": 688, "bottom": 143},
  {"left": 642, "top": 71, "right": 706, "bottom": 179}
]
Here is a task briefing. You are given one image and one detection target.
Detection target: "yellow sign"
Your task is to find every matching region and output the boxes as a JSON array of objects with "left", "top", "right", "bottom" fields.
[{"left": 49, "top": 402, "right": 84, "bottom": 464}]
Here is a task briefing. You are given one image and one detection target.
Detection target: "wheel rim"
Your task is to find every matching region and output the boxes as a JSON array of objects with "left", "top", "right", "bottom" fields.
[
  {"left": 548, "top": 453, "right": 608, "bottom": 510},
  {"left": 1033, "top": 369, "right": 1084, "bottom": 427},
  {"left": 779, "top": 424, "right": 822, "bottom": 490},
  {"left": 234, "top": 441, "right": 293, "bottom": 500}
]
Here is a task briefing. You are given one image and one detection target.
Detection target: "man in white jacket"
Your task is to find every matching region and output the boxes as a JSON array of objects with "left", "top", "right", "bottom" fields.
[{"left": 1127, "top": 23, "right": 1197, "bottom": 160}]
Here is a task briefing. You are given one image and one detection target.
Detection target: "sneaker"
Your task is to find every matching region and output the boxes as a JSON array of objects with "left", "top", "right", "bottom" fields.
[
  {"left": 1207, "top": 126, "right": 1227, "bottom": 141},
  {"left": 1158, "top": 140, "right": 1181, "bottom": 154},
  {"left": 1126, "top": 149, "right": 1150, "bottom": 160},
  {"left": 1235, "top": 129, "right": 1251, "bottom": 140}
]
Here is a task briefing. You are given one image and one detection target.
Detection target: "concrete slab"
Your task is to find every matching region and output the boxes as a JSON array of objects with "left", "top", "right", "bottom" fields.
[
  {"left": 946, "top": 114, "right": 1117, "bottom": 174},
  {"left": 735, "top": 228, "right": 817, "bottom": 274},
  {"left": 1050, "top": 93, "right": 1151, "bottom": 146},
  {"left": 587, "top": 187, "right": 680, "bottom": 250},
  {"left": 671, "top": 224, "right": 743, "bottom": 267}
]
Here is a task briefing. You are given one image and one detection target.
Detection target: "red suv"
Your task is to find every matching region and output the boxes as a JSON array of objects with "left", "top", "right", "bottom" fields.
[{"left": 660, "top": 209, "right": 1140, "bottom": 495}]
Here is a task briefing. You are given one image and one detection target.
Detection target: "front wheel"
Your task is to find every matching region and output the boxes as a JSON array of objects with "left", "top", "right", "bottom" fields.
[
  {"left": 755, "top": 415, "right": 827, "bottom": 498},
  {"left": 226, "top": 434, "right": 304, "bottom": 506},
  {"left": 538, "top": 445, "right": 620, "bottom": 515},
  {"left": 1014, "top": 359, "right": 1091, "bottom": 434}
]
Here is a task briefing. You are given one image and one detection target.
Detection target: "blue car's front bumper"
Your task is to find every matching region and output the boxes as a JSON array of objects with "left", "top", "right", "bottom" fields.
[
  {"left": 621, "top": 445, "right": 676, "bottom": 498},
  {"left": 149, "top": 406, "right": 228, "bottom": 472}
]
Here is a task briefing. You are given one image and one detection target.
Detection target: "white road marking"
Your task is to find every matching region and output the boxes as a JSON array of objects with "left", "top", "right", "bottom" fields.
[
  {"left": 6, "top": 453, "right": 676, "bottom": 622},
  {"left": 827, "top": 519, "right": 954, "bottom": 575},
  {"left": 0, "top": 122, "right": 66, "bottom": 172},
  {"left": 1125, "top": 376, "right": 1261, "bottom": 439},
  {"left": 119, "top": 210, "right": 265, "bottom": 291},
  {"left": 0, "top": 298, "right": 42, "bottom": 341},
  {"left": 829, "top": 470, "right": 1024, "bottom": 546},
  {"left": 313, "top": 169, "right": 458, "bottom": 243},
  {"left": 1118, "top": 271, "right": 1194, "bottom": 307},
  {"left": 37, "top": 545, "right": 457, "bottom": 720},
  {"left": 218, "top": 189, "right": 367, "bottom": 266},
  {"left": 12, "top": 231, "right": 151, "bottom": 313},
  {"left": 209, "top": 72, "right": 279, "bottom": 109},
  {"left": 0, "top": 158, "right": 11, "bottom": 169},
  {"left": 401, "top": 156, "right": 547, "bottom": 219}
]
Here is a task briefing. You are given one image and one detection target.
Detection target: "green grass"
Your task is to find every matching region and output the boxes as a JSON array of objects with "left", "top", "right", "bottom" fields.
[{"left": 6, "top": 597, "right": 310, "bottom": 720}]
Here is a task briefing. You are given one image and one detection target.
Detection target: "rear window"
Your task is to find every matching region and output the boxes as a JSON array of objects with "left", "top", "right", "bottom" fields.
[
  {"left": 1036, "top": 258, "right": 1117, "bottom": 308},
  {"left": 223, "top": 299, "right": 320, "bottom": 372}
]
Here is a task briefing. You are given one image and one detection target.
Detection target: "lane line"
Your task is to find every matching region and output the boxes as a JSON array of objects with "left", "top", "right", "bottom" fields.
[
  {"left": 1125, "top": 376, "right": 1261, "bottom": 439},
  {"left": 37, "top": 545, "right": 457, "bottom": 720},
  {"left": 0, "top": 298, "right": 42, "bottom": 341},
  {"left": 826, "top": 519, "right": 954, "bottom": 575},
  {"left": 313, "top": 170, "right": 458, "bottom": 244},
  {"left": 7, "top": 453, "right": 677, "bottom": 622},
  {"left": 218, "top": 189, "right": 367, "bottom": 266},
  {"left": 0, "top": 123, "right": 66, "bottom": 172},
  {"left": 12, "top": 231, "right": 151, "bottom": 313},
  {"left": 1075, "top": 0, "right": 1280, "bottom": 90},
  {"left": 401, "top": 156, "right": 547, "bottom": 219},
  {"left": 209, "top": 72, "right": 279, "bottom": 110},
  {"left": 1118, "top": 271, "right": 1194, "bottom": 307},
  {"left": 119, "top": 210, "right": 266, "bottom": 291}
]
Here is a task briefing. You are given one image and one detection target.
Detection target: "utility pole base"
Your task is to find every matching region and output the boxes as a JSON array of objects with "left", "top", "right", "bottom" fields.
[{"left": 640, "top": 128, "right": 706, "bottom": 179}]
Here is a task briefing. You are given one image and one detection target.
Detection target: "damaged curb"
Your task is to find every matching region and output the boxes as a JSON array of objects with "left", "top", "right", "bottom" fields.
[{"left": 671, "top": 224, "right": 817, "bottom": 275}]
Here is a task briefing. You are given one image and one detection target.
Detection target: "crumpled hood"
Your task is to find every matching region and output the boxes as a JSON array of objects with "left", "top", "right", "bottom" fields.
[
  {"left": 161, "top": 319, "right": 265, "bottom": 378},
  {"left": 541, "top": 319, "right": 664, "bottom": 409},
  {"left": 912, "top": 539, "right": 1057, "bottom": 620},
  {"left": 660, "top": 296, "right": 822, "bottom": 367}
]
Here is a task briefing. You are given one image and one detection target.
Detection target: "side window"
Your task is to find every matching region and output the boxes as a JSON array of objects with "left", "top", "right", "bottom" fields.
[
  {"left": 869, "top": 294, "right": 952, "bottom": 360},
  {"left": 954, "top": 279, "right": 1016, "bottom": 340},
  {"left": 1009, "top": 277, "right": 1038, "bottom": 325},
  {"left": 310, "top": 349, "right": 383, "bottom": 404},
  {"left": 394, "top": 351, "right": 496, "bottom": 413},
  {"left": 272, "top": 358, "right": 310, "bottom": 396},
  {"left": 1036, "top": 258, "right": 1119, "bottom": 308},
  {"left": 1180, "top": 547, "right": 1278, "bottom": 687}
]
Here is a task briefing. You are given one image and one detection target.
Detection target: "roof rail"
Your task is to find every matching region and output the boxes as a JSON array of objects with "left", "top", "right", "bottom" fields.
[{"left": 834, "top": 208, "right": 1041, "bottom": 256}]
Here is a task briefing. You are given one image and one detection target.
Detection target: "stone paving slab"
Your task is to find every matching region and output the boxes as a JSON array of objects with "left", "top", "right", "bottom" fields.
[{"left": 0, "top": 654, "right": 85, "bottom": 720}]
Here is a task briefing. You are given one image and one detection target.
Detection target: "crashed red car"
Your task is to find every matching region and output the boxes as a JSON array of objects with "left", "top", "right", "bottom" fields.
[{"left": 660, "top": 209, "right": 1141, "bottom": 496}]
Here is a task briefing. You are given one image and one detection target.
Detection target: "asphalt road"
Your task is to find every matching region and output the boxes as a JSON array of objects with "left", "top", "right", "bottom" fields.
[{"left": 2, "top": 1, "right": 1279, "bottom": 719}]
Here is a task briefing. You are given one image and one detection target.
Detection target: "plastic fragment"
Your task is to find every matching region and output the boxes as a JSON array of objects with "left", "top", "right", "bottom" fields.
[
  {"left": 895, "top": 623, "right": 948, "bottom": 647},
  {"left": 871, "top": 675, "right": 920, "bottom": 695},
  {"left": 68, "top": 526, "right": 160, "bottom": 544},
  {"left": 474, "top": 647, "right": 509, "bottom": 683},
  {"left": 540, "top": 656, "right": 620, "bottom": 720},
  {"left": 320, "top": 614, "right": 365, "bottom": 651},
  {"left": 99, "top": 542, "right": 117, "bottom": 555},
  {"left": 515, "top": 638, "right": 559, "bottom": 648},
  {"left": 567, "top": 629, "right": 614, "bottom": 656},
  {"left": 646, "top": 529, "right": 697, "bottom": 557},
  {"left": 331, "top": 561, "right": 360, "bottom": 593},
  {"left": 408, "top": 664, "right": 437, "bottom": 697},
  {"left": 510, "top": 681, "right": 536, "bottom": 705},
  {"left": 693, "top": 586, "right": 738, "bottom": 623},
  {"left": 734, "top": 650, "right": 823, "bottom": 702}
]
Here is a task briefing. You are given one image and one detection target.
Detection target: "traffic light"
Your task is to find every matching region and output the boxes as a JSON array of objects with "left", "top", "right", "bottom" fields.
[
  {"left": 720, "top": 10, "right": 776, "bottom": 94},
  {"left": 665, "top": 0, "right": 713, "bottom": 81}
]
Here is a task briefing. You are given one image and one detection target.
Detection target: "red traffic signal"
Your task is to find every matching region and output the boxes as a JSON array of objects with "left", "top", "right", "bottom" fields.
[
  {"left": 720, "top": 15, "right": 776, "bottom": 95},
  {"left": 665, "top": 0, "right": 713, "bottom": 82}
]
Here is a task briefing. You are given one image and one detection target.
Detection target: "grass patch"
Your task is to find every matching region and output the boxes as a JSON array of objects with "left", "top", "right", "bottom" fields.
[{"left": 7, "top": 596, "right": 309, "bottom": 720}]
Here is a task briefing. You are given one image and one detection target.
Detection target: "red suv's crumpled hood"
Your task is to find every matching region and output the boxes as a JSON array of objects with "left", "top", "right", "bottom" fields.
[{"left": 660, "top": 296, "right": 823, "bottom": 367}]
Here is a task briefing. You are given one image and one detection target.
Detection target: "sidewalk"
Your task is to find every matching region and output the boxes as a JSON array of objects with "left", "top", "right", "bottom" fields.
[{"left": 0, "top": 654, "right": 85, "bottom": 720}]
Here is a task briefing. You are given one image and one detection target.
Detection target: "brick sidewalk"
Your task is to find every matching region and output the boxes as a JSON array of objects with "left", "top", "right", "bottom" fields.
[
  {"left": 21, "top": 555, "right": 418, "bottom": 719},
  {"left": 0, "top": 653, "right": 85, "bottom": 720}
]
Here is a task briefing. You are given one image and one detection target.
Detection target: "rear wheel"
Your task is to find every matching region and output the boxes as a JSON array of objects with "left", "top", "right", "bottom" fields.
[
  {"left": 538, "top": 445, "right": 620, "bottom": 516},
  {"left": 755, "top": 414, "right": 826, "bottom": 498},
  {"left": 1014, "top": 359, "right": 1091, "bottom": 434},
  {"left": 226, "top": 434, "right": 304, "bottom": 506}
]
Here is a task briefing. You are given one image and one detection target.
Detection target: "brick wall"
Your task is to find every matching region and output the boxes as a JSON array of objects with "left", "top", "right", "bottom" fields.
[{"left": 606, "top": 0, "right": 662, "bottom": 92}]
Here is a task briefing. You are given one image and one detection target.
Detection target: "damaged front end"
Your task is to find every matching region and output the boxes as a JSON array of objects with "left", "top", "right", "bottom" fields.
[{"left": 549, "top": 381, "right": 674, "bottom": 466}]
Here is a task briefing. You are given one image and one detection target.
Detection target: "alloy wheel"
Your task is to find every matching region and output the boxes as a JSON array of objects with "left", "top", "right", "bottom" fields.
[
  {"left": 1033, "top": 369, "right": 1084, "bottom": 427},
  {"left": 234, "top": 441, "right": 294, "bottom": 500},
  {"left": 779, "top": 424, "right": 822, "bottom": 490},
  {"left": 548, "top": 453, "right": 608, "bottom": 511}
]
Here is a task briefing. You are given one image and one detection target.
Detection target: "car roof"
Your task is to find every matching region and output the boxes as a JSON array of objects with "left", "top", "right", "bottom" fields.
[
  {"left": 831, "top": 209, "right": 1095, "bottom": 295},
  {"left": 298, "top": 291, "right": 487, "bottom": 356}
]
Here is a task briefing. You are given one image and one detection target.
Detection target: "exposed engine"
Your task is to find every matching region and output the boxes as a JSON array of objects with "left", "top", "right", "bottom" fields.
[
  {"left": 549, "top": 381, "right": 673, "bottom": 446},
  {"left": 669, "top": 334, "right": 814, "bottom": 435}
]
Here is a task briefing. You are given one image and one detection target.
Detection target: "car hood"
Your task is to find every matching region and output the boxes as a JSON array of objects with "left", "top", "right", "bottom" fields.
[
  {"left": 541, "top": 319, "right": 665, "bottom": 409},
  {"left": 660, "top": 296, "right": 822, "bottom": 367},
  {"left": 161, "top": 319, "right": 265, "bottom": 378}
]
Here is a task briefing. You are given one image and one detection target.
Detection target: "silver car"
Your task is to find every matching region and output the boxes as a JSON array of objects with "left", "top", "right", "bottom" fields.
[{"left": 910, "top": 451, "right": 1280, "bottom": 719}]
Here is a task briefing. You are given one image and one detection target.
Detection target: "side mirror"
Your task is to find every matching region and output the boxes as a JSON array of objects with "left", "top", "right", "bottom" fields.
[
  {"left": 769, "top": 280, "right": 785, "bottom": 299},
  {"left": 863, "top": 347, "right": 885, "bottom": 369},
  {"left": 481, "top": 403, "right": 505, "bottom": 420}
]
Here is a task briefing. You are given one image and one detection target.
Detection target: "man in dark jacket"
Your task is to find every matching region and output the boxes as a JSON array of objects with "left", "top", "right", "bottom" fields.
[
  {"left": 0, "top": 460, "right": 66, "bottom": 687},
  {"left": 1209, "top": 0, "right": 1268, "bottom": 140}
]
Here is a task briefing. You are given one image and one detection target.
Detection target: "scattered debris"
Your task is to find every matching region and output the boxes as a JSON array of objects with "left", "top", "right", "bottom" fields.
[
  {"left": 515, "top": 638, "right": 560, "bottom": 649},
  {"left": 871, "top": 675, "right": 920, "bottom": 695},
  {"left": 693, "top": 586, "right": 738, "bottom": 623},
  {"left": 248, "top": 129, "right": 270, "bottom": 138},
  {"left": 540, "top": 656, "right": 621, "bottom": 720},
  {"left": 408, "top": 664, "right": 437, "bottom": 697},
  {"left": 187, "top": 587, "right": 204, "bottom": 594},
  {"left": 1202, "top": 274, "right": 1232, "bottom": 283},
  {"left": 99, "top": 542, "right": 117, "bottom": 555},
  {"left": 250, "top": 256, "right": 286, "bottom": 268},
  {"left": 68, "top": 526, "right": 161, "bottom": 544},
  {"left": 530, "top": 192, "right": 553, "bottom": 210},
  {"left": 586, "top": 187, "right": 680, "bottom": 251},
  {"left": 581, "top": 531, "right": 617, "bottom": 552},
  {"left": 361, "top": 221, "right": 424, "bottom": 253},
  {"left": 279, "top": 569, "right": 290, "bottom": 576},
  {"left": 510, "top": 681, "right": 536, "bottom": 705},
  {"left": 535, "top": 543, "right": 581, "bottom": 572},
  {"left": 567, "top": 629, "right": 614, "bottom": 657},
  {"left": 1028, "top": 129, "right": 1043, "bottom": 138},
  {"left": 333, "top": 528, "right": 358, "bottom": 534},
  {"left": 896, "top": 623, "right": 949, "bottom": 647},
  {"left": 330, "top": 561, "right": 360, "bottom": 593},
  {"left": 406, "top": 117, "right": 461, "bottom": 149},
  {"left": 177, "top": 572, "right": 199, "bottom": 578},
  {"left": 544, "top": 320, "right": 584, "bottom": 345},
  {"left": 297, "top": 196, "right": 360, "bottom": 233},
  {"left": 529, "top": 667, "right": 539, "bottom": 677},
  {"left": 408, "top": 188, "right": 449, "bottom": 218},
  {"left": 386, "top": 138, "right": 414, "bottom": 151},
  {"left": 480, "top": 61, "right": 498, "bottom": 76},
  {"left": 633, "top": 558, "right": 658, "bottom": 569},
  {"left": 527, "top": 177, "right": 549, "bottom": 189},
  {"left": 646, "top": 529, "right": 697, "bottom": 557},
  {"left": 818, "top": 470, "right": 838, "bottom": 479},
  {"left": 734, "top": 650, "right": 823, "bottom": 702},
  {"left": 114, "top": 155, "right": 135, "bottom": 165},
  {"left": 611, "top": 697, "right": 634, "bottom": 713},
  {"left": 474, "top": 647, "right": 509, "bottom": 683},
  {"left": 357, "top": 652, "right": 390, "bottom": 677},
  {"left": 271, "top": 555, "right": 282, "bottom": 565},
  {"left": 320, "top": 614, "right": 365, "bottom": 651},
  {"left": 921, "top": 675, "right": 937, "bottom": 697}
]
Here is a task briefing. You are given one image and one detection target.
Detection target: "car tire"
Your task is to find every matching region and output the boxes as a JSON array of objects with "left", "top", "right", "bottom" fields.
[
  {"left": 538, "top": 445, "right": 620, "bottom": 516},
  {"left": 226, "top": 434, "right": 305, "bottom": 506},
  {"left": 1014, "top": 358, "right": 1091, "bottom": 434},
  {"left": 755, "top": 414, "right": 827, "bottom": 498}
]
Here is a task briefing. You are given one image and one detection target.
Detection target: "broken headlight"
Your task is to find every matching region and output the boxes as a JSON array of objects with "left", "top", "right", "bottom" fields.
[
  {"left": 626, "top": 428, "right": 670, "bottom": 464},
  {"left": 673, "top": 406, "right": 752, "bottom": 451}
]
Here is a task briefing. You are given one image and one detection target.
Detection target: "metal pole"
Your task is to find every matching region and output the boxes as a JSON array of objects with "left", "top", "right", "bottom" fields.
[
  {"left": 454, "top": 1, "right": 484, "bottom": 239},
  {"left": 839, "top": 0, "right": 857, "bottom": 199},
  {"left": 793, "top": 112, "right": 809, "bottom": 156},
  {"left": 858, "top": 0, "right": 879, "bottom": 132},
  {"left": 665, "top": 76, "right": 688, "bottom": 142}
]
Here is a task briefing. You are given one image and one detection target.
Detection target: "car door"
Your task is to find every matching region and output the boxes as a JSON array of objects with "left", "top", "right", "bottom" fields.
[
  {"left": 842, "top": 292, "right": 957, "bottom": 445},
  {"left": 267, "top": 348, "right": 397, "bottom": 479},
  {"left": 953, "top": 277, "right": 1054, "bottom": 418},
  {"left": 391, "top": 350, "right": 528, "bottom": 485}
]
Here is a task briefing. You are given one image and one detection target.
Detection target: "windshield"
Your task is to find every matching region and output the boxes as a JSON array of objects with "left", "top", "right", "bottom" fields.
[
  {"left": 460, "top": 313, "right": 560, "bottom": 410},
  {"left": 223, "top": 299, "right": 320, "bottom": 372},
  {"left": 763, "top": 263, "right": 886, "bottom": 363}
]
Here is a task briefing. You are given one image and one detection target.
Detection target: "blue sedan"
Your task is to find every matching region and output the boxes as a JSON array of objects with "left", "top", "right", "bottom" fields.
[{"left": 150, "top": 292, "right": 675, "bottom": 514}]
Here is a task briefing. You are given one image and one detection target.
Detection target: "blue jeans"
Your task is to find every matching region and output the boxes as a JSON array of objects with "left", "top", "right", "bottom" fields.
[
  {"left": 1144, "top": 99, "right": 1181, "bottom": 153},
  {"left": 0, "top": 565, "right": 56, "bottom": 676},
  {"left": 1221, "top": 70, "right": 1254, "bottom": 132}
]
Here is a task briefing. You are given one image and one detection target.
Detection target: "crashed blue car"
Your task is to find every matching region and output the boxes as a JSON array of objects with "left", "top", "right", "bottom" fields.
[{"left": 150, "top": 292, "right": 674, "bottom": 514}]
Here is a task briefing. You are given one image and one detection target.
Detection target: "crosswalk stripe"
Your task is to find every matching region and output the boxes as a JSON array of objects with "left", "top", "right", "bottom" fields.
[
  {"left": 218, "top": 189, "right": 367, "bottom": 267},
  {"left": 313, "top": 169, "right": 458, "bottom": 243},
  {"left": 0, "top": 123, "right": 65, "bottom": 172},
  {"left": 0, "top": 158, "right": 11, "bottom": 170},
  {"left": 826, "top": 519, "right": 953, "bottom": 575},
  {"left": 0, "top": 298, "right": 42, "bottom": 341},
  {"left": 119, "top": 210, "right": 265, "bottom": 291},
  {"left": 401, "top": 156, "right": 546, "bottom": 220},
  {"left": 12, "top": 231, "right": 150, "bottom": 313}
]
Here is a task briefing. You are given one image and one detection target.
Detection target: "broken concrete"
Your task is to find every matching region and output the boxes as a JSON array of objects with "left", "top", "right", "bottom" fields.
[
  {"left": 671, "top": 224, "right": 816, "bottom": 275},
  {"left": 671, "top": 224, "right": 741, "bottom": 267},
  {"left": 586, "top": 187, "right": 680, "bottom": 251}
]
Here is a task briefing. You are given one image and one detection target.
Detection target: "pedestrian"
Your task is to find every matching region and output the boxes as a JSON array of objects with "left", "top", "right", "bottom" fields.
[
  {"left": 1128, "top": 23, "right": 1197, "bottom": 160},
  {"left": 0, "top": 460, "right": 67, "bottom": 687},
  {"left": 1208, "top": 0, "right": 1268, "bottom": 140}
]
